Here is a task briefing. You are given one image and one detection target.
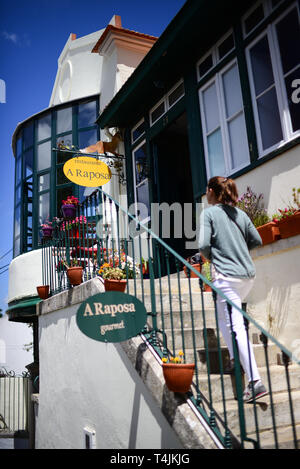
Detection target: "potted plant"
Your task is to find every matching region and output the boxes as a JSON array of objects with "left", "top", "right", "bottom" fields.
[
  {"left": 256, "top": 213, "right": 280, "bottom": 245},
  {"left": 61, "top": 195, "right": 79, "bottom": 219},
  {"left": 62, "top": 215, "right": 87, "bottom": 240},
  {"left": 41, "top": 221, "right": 53, "bottom": 238},
  {"left": 273, "top": 207, "right": 300, "bottom": 239},
  {"left": 161, "top": 350, "right": 195, "bottom": 393},
  {"left": 183, "top": 253, "right": 202, "bottom": 278},
  {"left": 36, "top": 285, "right": 50, "bottom": 300},
  {"left": 99, "top": 264, "right": 127, "bottom": 292},
  {"left": 64, "top": 259, "right": 83, "bottom": 286},
  {"left": 201, "top": 261, "right": 212, "bottom": 292}
]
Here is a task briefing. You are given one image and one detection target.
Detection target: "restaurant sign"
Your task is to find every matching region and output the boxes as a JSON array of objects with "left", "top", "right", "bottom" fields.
[
  {"left": 76, "top": 291, "right": 148, "bottom": 343},
  {"left": 63, "top": 156, "right": 111, "bottom": 187}
]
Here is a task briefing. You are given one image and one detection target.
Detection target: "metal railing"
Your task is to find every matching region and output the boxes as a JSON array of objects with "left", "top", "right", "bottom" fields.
[{"left": 41, "top": 188, "right": 300, "bottom": 449}]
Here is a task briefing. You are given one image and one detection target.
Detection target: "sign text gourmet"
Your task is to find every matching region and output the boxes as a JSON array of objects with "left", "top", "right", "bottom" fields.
[
  {"left": 63, "top": 156, "right": 112, "bottom": 187},
  {"left": 76, "top": 291, "right": 147, "bottom": 343}
]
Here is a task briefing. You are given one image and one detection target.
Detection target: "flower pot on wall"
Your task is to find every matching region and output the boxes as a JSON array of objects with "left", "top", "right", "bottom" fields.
[
  {"left": 42, "top": 226, "right": 53, "bottom": 238},
  {"left": 183, "top": 263, "right": 201, "bottom": 278},
  {"left": 277, "top": 212, "right": 300, "bottom": 239},
  {"left": 162, "top": 363, "right": 195, "bottom": 393},
  {"left": 104, "top": 279, "right": 127, "bottom": 292},
  {"left": 67, "top": 266, "right": 83, "bottom": 286},
  {"left": 36, "top": 285, "right": 49, "bottom": 300},
  {"left": 257, "top": 222, "right": 280, "bottom": 245},
  {"left": 61, "top": 204, "right": 77, "bottom": 219}
]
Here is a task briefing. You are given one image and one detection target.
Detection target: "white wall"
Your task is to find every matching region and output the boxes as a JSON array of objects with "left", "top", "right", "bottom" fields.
[
  {"left": 36, "top": 280, "right": 182, "bottom": 449},
  {"left": 8, "top": 250, "right": 43, "bottom": 304}
]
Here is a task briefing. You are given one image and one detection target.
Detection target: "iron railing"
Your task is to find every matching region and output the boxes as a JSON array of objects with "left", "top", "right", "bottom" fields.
[{"left": 41, "top": 188, "right": 300, "bottom": 449}]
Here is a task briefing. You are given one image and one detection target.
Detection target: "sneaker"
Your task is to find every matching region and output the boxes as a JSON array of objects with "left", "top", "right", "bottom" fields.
[{"left": 243, "top": 380, "right": 268, "bottom": 403}]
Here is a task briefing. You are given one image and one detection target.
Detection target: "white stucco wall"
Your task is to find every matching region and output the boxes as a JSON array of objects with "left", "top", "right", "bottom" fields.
[
  {"left": 36, "top": 280, "right": 182, "bottom": 449},
  {"left": 8, "top": 250, "right": 43, "bottom": 303}
]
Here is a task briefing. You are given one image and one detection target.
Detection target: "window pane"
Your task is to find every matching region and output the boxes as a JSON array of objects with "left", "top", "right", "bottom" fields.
[
  {"left": 78, "top": 129, "right": 98, "bottom": 149},
  {"left": 257, "top": 87, "right": 283, "bottom": 150},
  {"left": 218, "top": 33, "right": 234, "bottom": 60},
  {"left": 136, "top": 179, "right": 150, "bottom": 220},
  {"left": 16, "top": 157, "right": 22, "bottom": 185},
  {"left": 23, "top": 149, "right": 33, "bottom": 178},
  {"left": 285, "top": 67, "right": 300, "bottom": 132},
  {"left": 14, "top": 205, "right": 21, "bottom": 238},
  {"left": 150, "top": 101, "right": 165, "bottom": 124},
  {"left": 202, "top": 82, "right": 219, "bottom": 133},
  {"left": 16, "top": 136, "right": 22, "bottom": 157},
  {"left": 222, "top": 64, "right": 243, "bottom": 118},
  {"left": 244, "top": 4, "right": 265, "bottom": 35},
  {"left": 15, "top": 185, "right": 21, "bottom": 206},
  {"left": 207, "top": 129, "right": 226, "bottom": 177},
  {"left": 57, "top": 166, "right": 69, "bottom": 185},
  {"left": 38, "top": 113, "right": 51, "bottom": 141},
  {"left": 23, "top": 123, "right": 34, "bottom": 149},
  {"left": 132, "top": 121, "right": 145, "bottom": 142},
  {"left": 56, "top": 107, "right": 72, "bottom": 134},
  {"left": 14, "top": 236, "right": 20, "bottom": 258},
  {"left": 199, "top": 54, "right": 213, "bottom": 78},
  {"left": 57, "top": 135, "right": 73, "bottom": 163},
  {"left": 250, "top": 36, "right": 274, "bottom": 96},
  {"left": 228, "top": 113, "right": 249, "bottom": 169},
  {"left": 276, "top": 8, "right": 300, "bottom": 75},
  {"left": 37, "top": 140, "right": 51, "bottom": 172},
  {"left": 38, "top": 192, "right": 50, "bottom": 226},
  {"left": 134, "top": 144, "right": 148, "bottom": 185},
  {"left": 168, "top": 82, "right": 184, "bottom": 107},
  {"left": 78, "top": 100, "right": 97, "bottom": 128},
  {"left": 38, "top": 173, "right": 50, "bottom": 192}
]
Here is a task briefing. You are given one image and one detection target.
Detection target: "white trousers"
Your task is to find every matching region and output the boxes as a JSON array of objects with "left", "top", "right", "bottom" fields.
[{"left": 213, "top": 276, "right": 260, "bottom": 383}]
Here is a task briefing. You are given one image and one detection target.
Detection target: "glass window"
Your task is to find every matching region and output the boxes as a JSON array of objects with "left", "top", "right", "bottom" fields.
[
  {"left": 16, "top": 136, "right": 22, "bottom": 157},
  {"left": 16, "top": 157, "right": 22, "bottom": 185},
  {"left": 38, "top": 192, "right": 50, "bottom": 226},
  {"left": 199, "top": 61, "right": 250, "bottom": 177},
  {"left": 78, "top": 100, "right": 97, "bottom": 129},
  {"left": 56, "top": 107, "right": 72, "bottom": 134},
  {"left": 56, "top": 135, "right": 73, "bottom": 163},
  {"left": 150, "top": 101, "right": 165, "bottom": 125},
  {"left": 198, "top": 54, "right": 214, "bottom": 78},
  {"left": 78, "top": 129, "right": 98, "bottom": 149},
  {"left": 244, "top": 3, "right": 265, "bottom": 35},
  {"left": 218, "top": 33, "right": 235, "bottom": 60},
  {"left": 38, "top": 173, "right": 50, "bottom": 192},
  {"left": 23, "top": 122, "right": 34, "bottom": 149},
  {"left": 57, "top": 166, "right": 69, "bottom": 186},
  {"left": 168, "top": 82, "right": 184, "bottom": 107},
  {"left": 23, "top": 149, "right": 34, "bottom": 178},
  {"left": 14, "top": 236, "right": 20, "bottom": 258},
  {"left": 15, "top": 185, "right": 21, "bottom": 206},
  {"left": 38, "top": 113, "right": 51, "bottom": 141},
  {"left": 14, "top": 205, "right": 21, "bottom": 238},
  {"left": 133, "top": 142, "right": 150, "bottom": 221},
  {"left": 37, "top": 140, "right": 52, "bottom": 172},
  {"left": 132, "top": 120, "right": 145, "bottom": 143}
]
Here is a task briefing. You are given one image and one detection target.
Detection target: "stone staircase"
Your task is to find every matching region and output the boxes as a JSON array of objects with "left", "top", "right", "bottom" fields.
[{"left": 127, "top": 276, "right": 300, "bottom": 449}]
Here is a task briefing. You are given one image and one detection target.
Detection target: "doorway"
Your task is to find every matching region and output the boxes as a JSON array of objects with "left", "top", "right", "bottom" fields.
[{"left": 152, "top": 113, "right": 195, "bottom": 263}]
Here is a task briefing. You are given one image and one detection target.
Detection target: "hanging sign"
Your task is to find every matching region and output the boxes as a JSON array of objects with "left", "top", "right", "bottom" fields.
[
  {"left": 63, "top": 156, "right": 112, "bottom": 187},
  {"left": 76, "top": 291, "right": 148, "bottom": 343}
]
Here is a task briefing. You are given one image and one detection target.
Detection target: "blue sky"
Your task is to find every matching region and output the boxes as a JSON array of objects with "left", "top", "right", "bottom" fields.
[{"left": 0, "top": 0, "right": 186, "bottom": 315}]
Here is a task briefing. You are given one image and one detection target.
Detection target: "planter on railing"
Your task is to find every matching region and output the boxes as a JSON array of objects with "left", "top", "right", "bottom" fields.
[
  {"left": 103, "top": 279, "right": 127, "bottom": 292},
  {"left": 67, "top": 266, "right": 83, "bottom": 286},
  {"left": 162, "top": 363, "right": 195, "bottom": 393},
  {"left": 276, "top": 211, "right": 300, "bottom": 239},
  {"left": 61, "top": 204, "right": 77, "bottom": 219},
  {"left": 257, "top": 221, "right": 281, "bottom": 245},
  {"left": 41, "top": 226, "right": 53, "bottom": 238}
]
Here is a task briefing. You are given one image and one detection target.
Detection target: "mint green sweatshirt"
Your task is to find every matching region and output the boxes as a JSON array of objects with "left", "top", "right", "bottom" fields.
[{"left": 198, "top": 204, "right": 262, "bottom": 278}]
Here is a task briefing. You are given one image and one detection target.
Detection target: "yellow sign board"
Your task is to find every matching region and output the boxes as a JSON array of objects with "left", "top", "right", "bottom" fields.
[{"left": 63, "top": 156, "right": 112, "bottom": 187}]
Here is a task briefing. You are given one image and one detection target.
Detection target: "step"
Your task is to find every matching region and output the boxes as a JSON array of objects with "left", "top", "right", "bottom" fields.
[
  {"left": 191, "top": 364, "right": 300, "bottom": 403},
  {"left": 212, "top": 389, "right": 300, "bottom": 437},
  {"left": 245, "top": 423, "right": 300, "bottom": 449},
  {"left": 127, "top": 277, "right": 206, "bottom": 295}
]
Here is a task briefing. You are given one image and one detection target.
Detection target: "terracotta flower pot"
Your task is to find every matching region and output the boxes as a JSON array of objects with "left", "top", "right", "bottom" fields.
[
  {"left": 37, "top": 285, "right": 49, "bottom": 300},
  {"left": 257, "top": 221, "right": 280, "bottom": 245},
  {"left": 104, "top": 279, "right": 127, "bottom": 292},
  {"left": 183, "top": 263, "right": 201, "bottom": 278},
  {"left": 277, "top": 212, "right": 300, "bottom": 239},
  {"left": 61, "top": 204, "right": 77, "bottom": 219},
  {"left": 67, "top": 266, "right": 83, "bottom": 286},
  {"left": 162, "top": 363, "right": 195, "bottom": 393}
]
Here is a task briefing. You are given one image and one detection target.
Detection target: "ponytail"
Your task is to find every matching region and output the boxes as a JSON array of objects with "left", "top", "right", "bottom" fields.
[{"left": 207, "top": 176, "right": 239, "bottom": 206}]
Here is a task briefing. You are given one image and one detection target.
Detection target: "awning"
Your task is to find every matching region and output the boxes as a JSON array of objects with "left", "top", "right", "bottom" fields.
[{"left": 6, "top": 297, "right": 41, "bottom": 323}]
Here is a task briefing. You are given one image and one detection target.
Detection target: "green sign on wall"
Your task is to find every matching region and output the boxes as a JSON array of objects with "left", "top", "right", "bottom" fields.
[{"left": 76, "top": 291, "right": 148, "bottom": 343}]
